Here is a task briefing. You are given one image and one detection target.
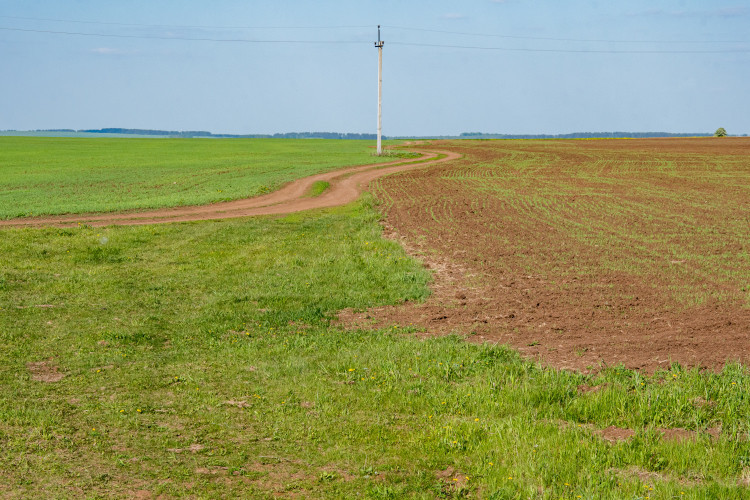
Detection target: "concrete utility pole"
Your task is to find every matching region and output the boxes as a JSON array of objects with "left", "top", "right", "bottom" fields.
[{"left": 375, "top": 25, "right": 384, "bottom": 155}]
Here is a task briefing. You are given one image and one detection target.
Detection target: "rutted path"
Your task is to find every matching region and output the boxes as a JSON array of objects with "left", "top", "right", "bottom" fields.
[{"left": 1, "top": 148, "right": 460, "bottom": 228}]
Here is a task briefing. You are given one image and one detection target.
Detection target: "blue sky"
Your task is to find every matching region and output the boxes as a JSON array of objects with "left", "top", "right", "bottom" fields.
[{"left": 1, "top": 0, "right": 748, "bottom": 135}]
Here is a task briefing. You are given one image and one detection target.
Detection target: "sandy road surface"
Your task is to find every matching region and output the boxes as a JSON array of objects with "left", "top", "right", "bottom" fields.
[{"left": 1, "top": 149, "right": 460, "bottom": 228}]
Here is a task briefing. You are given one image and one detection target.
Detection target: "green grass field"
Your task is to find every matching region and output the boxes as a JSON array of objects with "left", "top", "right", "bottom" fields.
[
  {"left": 2, "top": 194, "right": 750, "bottom": 498},
  {"left": 2, "top": 138, "right": 750, "bottom": 498},
  {"left": 0, "top": 137, "right": 386, "bottom": 219}
]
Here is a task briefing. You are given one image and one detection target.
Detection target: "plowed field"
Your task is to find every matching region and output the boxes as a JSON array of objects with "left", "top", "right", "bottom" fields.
[{"left": 349, "top": 138, "right": 750, "bottom": 372}]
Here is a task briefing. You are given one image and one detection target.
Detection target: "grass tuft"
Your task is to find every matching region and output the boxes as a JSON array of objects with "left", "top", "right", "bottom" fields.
[{"left": 306, "top": 180, "right": 331, "bottom": 198}]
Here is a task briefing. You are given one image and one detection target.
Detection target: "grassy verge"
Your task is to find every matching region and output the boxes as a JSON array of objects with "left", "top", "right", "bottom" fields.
[
  {"left": 1, "top": 196, "right": 749, "bottom": 498},
  {"left": 0, "top": 137, "right": 391, "bottom": 219}
]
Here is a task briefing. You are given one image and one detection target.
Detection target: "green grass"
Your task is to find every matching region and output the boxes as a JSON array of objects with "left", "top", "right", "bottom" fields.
[
  {"left": 0, "top": 137, "right": 388, "bottom": 219},
  {"left": 376, "top": 150, "right": 422, "bottom": 159},
  {"left": 306, "top": 180, "right": 331, "bottom": 197},
  {"left": 2, "top": 196, "right": 750, "bottom": 498}
]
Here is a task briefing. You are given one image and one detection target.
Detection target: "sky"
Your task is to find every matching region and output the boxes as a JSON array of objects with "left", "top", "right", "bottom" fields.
[{"left": 0, "top": 0, "right": 748, "bottom": 136}]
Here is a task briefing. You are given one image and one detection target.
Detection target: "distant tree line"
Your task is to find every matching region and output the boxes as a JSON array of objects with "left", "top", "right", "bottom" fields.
[
  {"left": 72, "top": 128, "right": 381, "bottom": 140},
  {"left": 265, "top": 132, "right": 380, "bottom": 140},
  {"left": 9, "top": 128, "right": 746, "bottom": 139},
  {"left": 456, "top": 132, "right": 714, "bottom": 139}
]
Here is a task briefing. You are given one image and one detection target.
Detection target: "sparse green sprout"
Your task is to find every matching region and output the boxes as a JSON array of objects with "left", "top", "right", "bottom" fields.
[{"left": 306, "top": 180, "right": 330, "bottom": 198}]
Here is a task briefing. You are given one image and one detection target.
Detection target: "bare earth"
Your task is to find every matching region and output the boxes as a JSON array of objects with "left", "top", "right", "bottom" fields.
[{"left": 342, "top": 138, "right": 750, "bottom": 373}]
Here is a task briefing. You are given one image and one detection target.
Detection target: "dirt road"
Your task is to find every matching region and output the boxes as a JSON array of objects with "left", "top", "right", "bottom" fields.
[{"left": 1, "top": 149, "right": 460, "bottom": 228}]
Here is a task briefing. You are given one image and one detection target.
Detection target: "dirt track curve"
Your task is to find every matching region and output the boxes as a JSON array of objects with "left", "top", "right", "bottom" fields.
[{"left": 0, "top": 148, "right": 460, "bottom": 228}]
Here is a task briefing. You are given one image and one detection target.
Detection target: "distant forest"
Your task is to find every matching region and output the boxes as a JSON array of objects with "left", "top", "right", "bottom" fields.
[
  {"left": 34, "top": 128, "right": 381, "bottom": 139},
  {"left": 454, "top": 132, "right": 716, "bottom": 139},
  {"left": 5, "top": 128, "right": 740, "bottom": 139},
  {"left": 80, "top": 128, "right": 717, "bottom": 139}
]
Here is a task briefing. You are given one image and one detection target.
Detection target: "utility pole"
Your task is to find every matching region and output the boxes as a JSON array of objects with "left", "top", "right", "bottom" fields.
[{"left": 375, "top": 25, "right": 384, "bottom": 155}]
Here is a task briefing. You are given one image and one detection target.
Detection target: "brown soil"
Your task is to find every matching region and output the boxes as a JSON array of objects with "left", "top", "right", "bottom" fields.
[
  {"left": 597, "top": 426, "right": 636, "bottom": 443},
  {"left": 436, "top": 466, "right": 471, "bottom": 492},
  {"left": 595, "top": 425, "right": 720, "bottom": 443},
  {"left": 26, "top": 360, "right": 65, "bottom": 382},
  {"left": 343, "top": 137, "right": 750, "bottom": 373},
  {"left": 0, "top": 150, "right": 460, "bottom": 228}
]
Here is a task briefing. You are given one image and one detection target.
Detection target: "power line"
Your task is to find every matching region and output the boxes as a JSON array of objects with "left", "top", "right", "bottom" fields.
[
  {"left": 0, "top": 26, "right": 365, "bottom": 44},
  {"left": 0, "top": 15, "right": 370, "bottom": 31},
  {"left": 2, "top": 14, "right": 745, "bottom": 45},
  {"left": 384, "top": 24, "right": 748, "bottom": 45},
  {"left": 390, "top": 41, "right": 750, "bottom": 54},
  {"left": 2, "top": 25, "right": 748, "bottom": 54}
]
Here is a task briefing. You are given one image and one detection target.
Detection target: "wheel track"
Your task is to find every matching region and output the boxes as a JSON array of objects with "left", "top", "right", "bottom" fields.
[{"left": 0, "top": 148, "right": 460, "bottom": 228}]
